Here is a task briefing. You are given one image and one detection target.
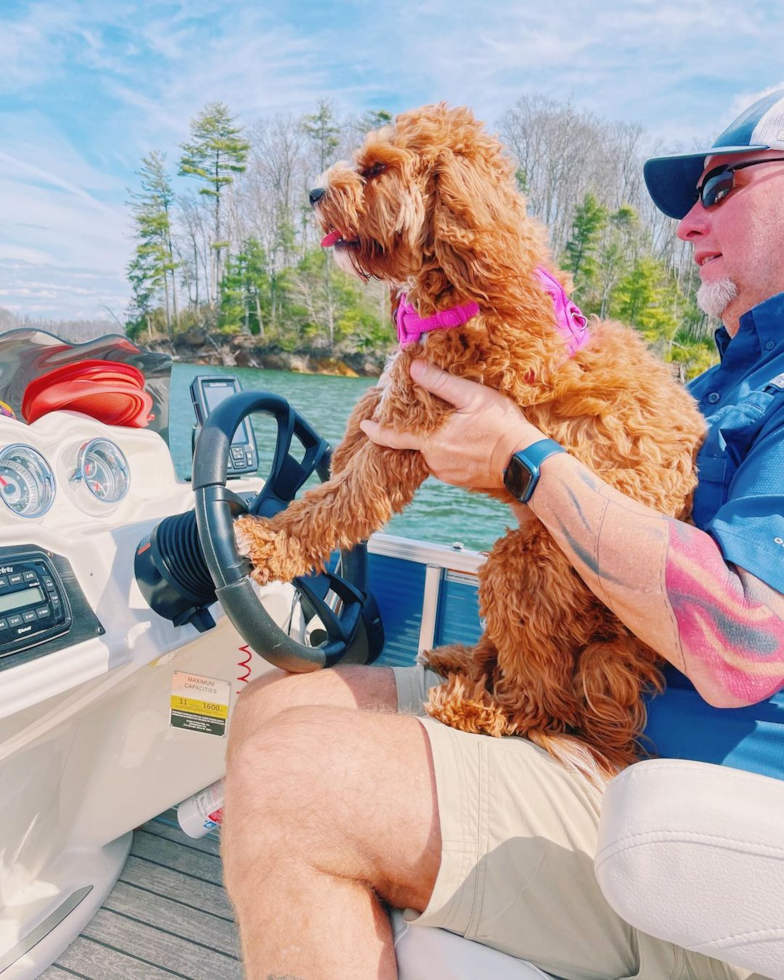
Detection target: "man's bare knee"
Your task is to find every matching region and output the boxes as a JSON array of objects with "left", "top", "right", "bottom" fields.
[
  {"left": 224, "top": 704, "right": 440, "bottom": 913},
  {"left": 225, "top": 705, "right": 344, "bottom": 866},
  {"left": 229, "top": 664, "right": 398, "bottom": 756}
]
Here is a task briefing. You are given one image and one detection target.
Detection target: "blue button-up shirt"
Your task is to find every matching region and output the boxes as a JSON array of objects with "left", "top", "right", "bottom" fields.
[{"left": 644, "top": 292, "right": 784, "bottom": 778}]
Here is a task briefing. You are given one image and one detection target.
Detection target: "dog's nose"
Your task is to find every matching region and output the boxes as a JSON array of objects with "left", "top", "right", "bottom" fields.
[{"left": 309, "top": 187, "right": 326, "bottom": 207}]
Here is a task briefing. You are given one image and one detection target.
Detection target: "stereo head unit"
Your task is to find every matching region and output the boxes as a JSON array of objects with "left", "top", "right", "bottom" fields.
[{"left": 0, "top": 553, "right": 72, "bottom": 659}]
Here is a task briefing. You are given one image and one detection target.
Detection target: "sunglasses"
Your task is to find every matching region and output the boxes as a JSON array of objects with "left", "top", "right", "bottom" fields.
[{"left": 695, "top": 157, "right": 784, "bottom": 209}]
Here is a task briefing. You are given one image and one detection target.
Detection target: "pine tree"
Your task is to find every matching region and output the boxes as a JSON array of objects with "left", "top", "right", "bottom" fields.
[
  {"left": 179, "top": 102, "right": 250, "bottom": 304},
  {"left": 126, "top": 251, "right": 160, "bottom": 341},
  {"left": 302, "top": 100, "right": 342, "bottom": 347},
  {"left": 219, "top": 239, "right": 269, "bottom": 336},
  {"left": 127, "top": 152, "right": 178, "bottom": 338},
  {"left": 596, "top": 205, "right": 638, "bottom": 318},
  {"left": 302, "top": 99, "right": 341, "bottom": 173},
  {"left": 563, "top": 193, "right": 608, "bottom": 304},
  {"left": 360, "top": 109, "right": 393, "bottom": 133},
  {"left": 612, "top": 256, "right": 680, "bottom": 338}
]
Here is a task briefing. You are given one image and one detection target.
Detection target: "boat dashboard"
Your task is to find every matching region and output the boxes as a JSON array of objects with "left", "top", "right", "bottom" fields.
[{"left": 0, "top": 407, "right": 276, "bottom": 722}]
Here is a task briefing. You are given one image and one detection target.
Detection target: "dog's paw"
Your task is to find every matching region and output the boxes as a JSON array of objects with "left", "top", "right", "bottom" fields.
[
  {"left": 233, "top": 515, "right": 277, "bottom": 585},
  {"left": 232, "top": 514, "right": 314, "bottom": 584},
  {"left": 248, "top": 563, "right": 272, "bottom": 587},
  {"left": 233, "top": 520, "right": 253, "bottom": 558}
]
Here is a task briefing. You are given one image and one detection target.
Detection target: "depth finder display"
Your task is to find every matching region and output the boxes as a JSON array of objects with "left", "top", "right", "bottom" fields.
[{"left": 203, "top": 383, "right": 248, "bottom": 445}]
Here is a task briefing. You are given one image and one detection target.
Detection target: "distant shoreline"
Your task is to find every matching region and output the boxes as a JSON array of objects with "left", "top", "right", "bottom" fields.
[{"left": 147, "top": 330, "right": 387, "bottom": 378}]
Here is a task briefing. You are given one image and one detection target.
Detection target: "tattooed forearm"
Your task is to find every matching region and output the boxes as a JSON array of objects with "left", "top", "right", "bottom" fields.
[
  {"left": 267, "top": 974, "right": 308, "bottom": 979},
  {"left": 529, "top": 454, "right": 784, "bottom": 707},
  {"left": 665, "top": 522, "right": 784, "bottom": 705}
]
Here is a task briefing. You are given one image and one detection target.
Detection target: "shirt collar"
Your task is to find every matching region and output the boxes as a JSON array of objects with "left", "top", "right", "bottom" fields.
[{"left": 716, "top": 290, "right": 784, "bottom": 362}]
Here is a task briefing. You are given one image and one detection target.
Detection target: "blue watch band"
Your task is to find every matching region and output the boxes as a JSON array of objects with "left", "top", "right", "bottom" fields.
[{"left": 504, "top": 438, "right": 566, "bottom": 503}]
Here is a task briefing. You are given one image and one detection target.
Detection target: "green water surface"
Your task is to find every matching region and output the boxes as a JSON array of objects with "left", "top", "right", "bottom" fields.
[{"left": 170, "top": 363, "right": 512, "bottom": 553}]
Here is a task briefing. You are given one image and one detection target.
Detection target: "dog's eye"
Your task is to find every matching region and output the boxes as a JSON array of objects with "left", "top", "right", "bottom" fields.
[{"left": 361, "top": 162, "right": 387, "bottom": 179}]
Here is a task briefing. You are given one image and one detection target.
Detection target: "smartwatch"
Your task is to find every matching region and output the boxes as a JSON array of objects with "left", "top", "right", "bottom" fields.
[{"left": 503, "top": 438, "right": 566, "bottom": 503}]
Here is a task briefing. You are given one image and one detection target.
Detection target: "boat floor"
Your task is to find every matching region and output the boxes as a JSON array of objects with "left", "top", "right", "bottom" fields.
[{"left": 40, "top": 810, "right": 242, "bottom": 980}]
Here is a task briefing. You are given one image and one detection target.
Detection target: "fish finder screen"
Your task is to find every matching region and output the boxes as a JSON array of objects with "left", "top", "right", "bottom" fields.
[{"left": 203, "top": 383, "right": 248, "bottom": 445}]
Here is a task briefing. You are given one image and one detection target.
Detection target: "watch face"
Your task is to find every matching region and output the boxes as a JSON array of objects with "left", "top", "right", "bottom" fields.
[{"left": 503, "top": 454, "right": 534, "bottom": 502}]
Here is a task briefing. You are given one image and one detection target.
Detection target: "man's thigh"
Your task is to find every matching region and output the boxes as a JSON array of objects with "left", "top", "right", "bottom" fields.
[{"left": 228, "top": 663, "right": 399, "bottom": 754}]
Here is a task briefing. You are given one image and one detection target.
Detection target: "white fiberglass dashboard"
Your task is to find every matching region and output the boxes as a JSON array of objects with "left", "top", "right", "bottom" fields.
[
  {"left": 0, "top": 343, "right": 295, "bottom": 976},
  {"left": 0, "top": 409, "right": 273, "bottom": 722}
]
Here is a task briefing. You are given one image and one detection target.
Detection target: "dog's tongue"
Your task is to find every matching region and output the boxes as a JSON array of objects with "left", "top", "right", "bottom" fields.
[{"left": 320, "top": 230, "right": 343, "bottom": 248}]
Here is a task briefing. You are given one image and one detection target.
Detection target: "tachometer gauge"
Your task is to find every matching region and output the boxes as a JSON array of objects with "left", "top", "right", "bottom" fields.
[
  {"left": 0, "top": 445, "right": 56, "bottom": 519},
  {"left": 72, "top": 439, "right": 130, "bottom": 505}
]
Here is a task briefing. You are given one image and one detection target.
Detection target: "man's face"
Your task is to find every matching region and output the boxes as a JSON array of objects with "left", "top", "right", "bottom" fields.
[{"left": 676, "top": 149, "right": 784, "bottom": 332}]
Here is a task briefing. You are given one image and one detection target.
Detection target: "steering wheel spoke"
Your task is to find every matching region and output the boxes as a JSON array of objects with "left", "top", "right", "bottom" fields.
[
  {"left": 251, "top": 407, "right": 332, "bottom": 518},
  {"left": 294, "top": 574, "right": 349, "bottom": 644},
  {"left": 222, "top": 486, "right": 251, "bottom": 515}
]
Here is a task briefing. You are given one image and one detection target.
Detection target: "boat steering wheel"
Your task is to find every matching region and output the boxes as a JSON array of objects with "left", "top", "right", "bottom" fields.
[{"left": 192, "top": 390, "right": 383, "bottom": 671}]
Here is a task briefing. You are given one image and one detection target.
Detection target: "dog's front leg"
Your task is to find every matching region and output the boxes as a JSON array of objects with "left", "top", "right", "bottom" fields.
[
  {"left": 330, "top": 383, "right": 384, "bottom": 475},
  {"left": 235, "top": 440, "right": 429, "bottom": 584}
]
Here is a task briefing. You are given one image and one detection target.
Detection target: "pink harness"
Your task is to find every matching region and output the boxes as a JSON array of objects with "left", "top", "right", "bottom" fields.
[{"left": 396, "top": 266, "right": 589, "bottom": 356}]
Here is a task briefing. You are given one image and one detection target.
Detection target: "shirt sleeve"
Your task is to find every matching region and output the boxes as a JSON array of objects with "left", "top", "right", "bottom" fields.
[{"left": 706, "top": 411, "right": 784, "bottom": 595}]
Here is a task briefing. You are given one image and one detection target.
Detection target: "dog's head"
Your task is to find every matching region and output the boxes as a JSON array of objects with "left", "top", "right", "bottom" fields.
[{"left": 312, "top": 104, "right": 548, "bottom": 310}]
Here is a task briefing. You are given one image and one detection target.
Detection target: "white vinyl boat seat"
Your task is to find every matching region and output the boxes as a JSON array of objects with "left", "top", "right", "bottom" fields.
[
  {"left": 392, "top": 910, "right": 554, "bottom": 979},
  {"left": 596, "top": 759, "right": 784, "bottom": 980},
  {"left": 395, "top": 758, "right": 784, "bottom": 980}
]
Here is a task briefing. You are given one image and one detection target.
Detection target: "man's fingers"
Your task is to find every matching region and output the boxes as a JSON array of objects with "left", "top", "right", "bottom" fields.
[
  {"left": 360, "top": 419, "right": 424, "bottom": 451},
  {"left": 410, "top": 358, "right": 480, "bottom": 409}
]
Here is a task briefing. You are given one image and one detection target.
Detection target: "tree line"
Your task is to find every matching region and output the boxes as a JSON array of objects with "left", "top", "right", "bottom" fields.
[{"left": 126, "top": 96, "right": 717, "bottom": 378}]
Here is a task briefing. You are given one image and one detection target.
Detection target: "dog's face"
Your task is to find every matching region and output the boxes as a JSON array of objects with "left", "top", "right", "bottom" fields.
[{"left": 312, "top": 104, "right": 527, "bottom": 292}]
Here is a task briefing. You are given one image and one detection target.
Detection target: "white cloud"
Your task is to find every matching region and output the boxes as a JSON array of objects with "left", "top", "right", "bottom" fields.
[
  {"left": 0, "top": 150, "right": 119, "bottom": 217},
  {"left": 0, "top": 122, "right": 131, "bottom": 320},
  {"left": 0, "top": 257, "right": 128, "bottom": 320}
]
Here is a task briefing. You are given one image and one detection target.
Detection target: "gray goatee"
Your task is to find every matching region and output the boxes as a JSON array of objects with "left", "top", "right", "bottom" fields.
[{"left": 696, "top": 278, "right": 737, "bottom": 320}]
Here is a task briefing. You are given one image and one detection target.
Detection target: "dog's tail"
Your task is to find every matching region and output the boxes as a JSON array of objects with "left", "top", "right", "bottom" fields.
[{"left": 527, "top": 732, "right": 620, "bottom": 790}]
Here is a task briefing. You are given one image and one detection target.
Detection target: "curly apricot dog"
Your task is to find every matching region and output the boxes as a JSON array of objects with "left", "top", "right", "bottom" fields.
[{"left": 235, "top": 104, "right": 705, "bottom": 776}]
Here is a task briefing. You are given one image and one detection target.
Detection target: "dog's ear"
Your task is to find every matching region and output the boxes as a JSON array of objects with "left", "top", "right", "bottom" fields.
[{"left": 429, "top": 146, "right": 530, "bottom": 300}]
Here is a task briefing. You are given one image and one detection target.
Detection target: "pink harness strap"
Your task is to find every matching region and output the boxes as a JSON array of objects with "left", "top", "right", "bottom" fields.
[
  {"left": 533, "top": 266, "right": 590, "bottom": 357},
  {"left": 396, "top": 266, "right": 589, "bottom": 356},
  {"left": 395, "top": 297, "right": 480, "bottom": 346}
]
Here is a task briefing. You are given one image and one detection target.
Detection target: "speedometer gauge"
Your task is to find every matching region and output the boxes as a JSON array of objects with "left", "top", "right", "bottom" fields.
[
  {"left": 73, "top": 439, "right": 130, "bottom": 505},
  {"left": 0, "top": 445, "right": 56, "bottom": 518}
]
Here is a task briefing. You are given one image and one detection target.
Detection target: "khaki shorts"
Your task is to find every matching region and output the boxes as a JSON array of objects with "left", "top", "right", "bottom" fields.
[{"left": 392, "top": 665, "right": 756, "bottom": 980}]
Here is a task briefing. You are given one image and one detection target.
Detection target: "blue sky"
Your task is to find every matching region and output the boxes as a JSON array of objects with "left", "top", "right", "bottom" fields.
[{"left": 1, "top": 0, "right": 782, "bottom": 321}]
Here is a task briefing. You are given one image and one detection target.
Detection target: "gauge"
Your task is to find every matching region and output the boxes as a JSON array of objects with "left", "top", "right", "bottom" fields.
[
  {"left": 0, "top": 445, "right": 56, "bottom": 519},
  {"left": 73, "top": 439, "right": 130, "bottom": 505}
]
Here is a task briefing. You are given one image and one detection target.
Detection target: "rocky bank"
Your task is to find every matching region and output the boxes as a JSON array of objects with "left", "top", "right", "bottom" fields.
[{"left": 148, "top": 329, "right": 387, "bottom": 378}]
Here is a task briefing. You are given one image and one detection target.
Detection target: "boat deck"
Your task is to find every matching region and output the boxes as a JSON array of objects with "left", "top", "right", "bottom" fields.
[{"left": 40, "top": 810, "right": 241, "bottom": 980}]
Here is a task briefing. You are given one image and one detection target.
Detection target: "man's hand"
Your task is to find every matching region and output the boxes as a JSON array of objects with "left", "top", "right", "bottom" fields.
[{"left": 360, "top": 358, "right": 544, "bottom": 491}]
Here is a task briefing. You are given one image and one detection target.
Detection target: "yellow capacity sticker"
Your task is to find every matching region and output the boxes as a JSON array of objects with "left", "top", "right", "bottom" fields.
[
  {"left": 170, "top": 671, "right": 230, "bottom": 737},
  {"left": 170, "top": 696, "right": 228, "bottom": 719}
]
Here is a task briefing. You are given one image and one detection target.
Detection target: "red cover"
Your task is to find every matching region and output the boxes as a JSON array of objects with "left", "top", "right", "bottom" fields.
[{"left": 22, "top": 360, "right": 153, "bottom": 427}]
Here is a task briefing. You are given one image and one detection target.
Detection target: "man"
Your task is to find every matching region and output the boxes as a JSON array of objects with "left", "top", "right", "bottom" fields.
[{"left": 222, "top": 91, "right": 784, "bottom": 980}]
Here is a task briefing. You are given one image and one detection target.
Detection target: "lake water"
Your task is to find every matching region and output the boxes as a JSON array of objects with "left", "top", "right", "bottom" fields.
[{"left": 169, "top": 362, "right": 512, "bottom": 552}]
